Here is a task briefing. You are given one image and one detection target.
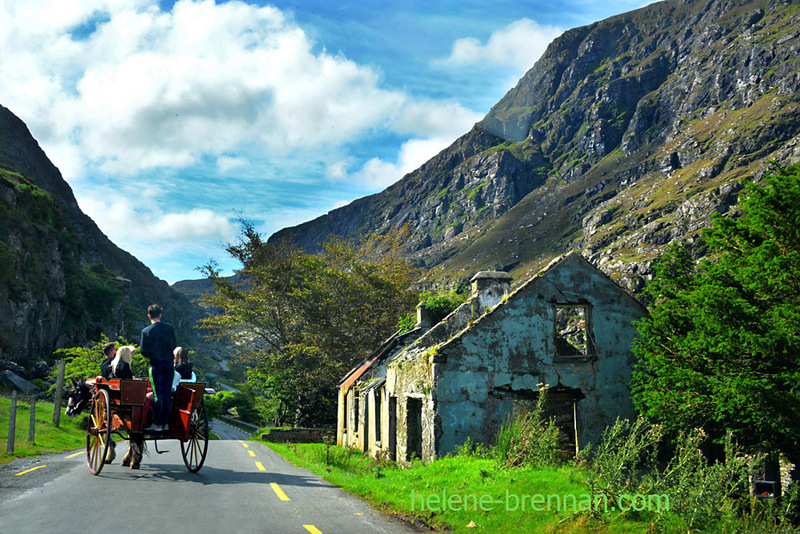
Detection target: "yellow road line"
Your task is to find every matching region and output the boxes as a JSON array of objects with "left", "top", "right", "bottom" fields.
[
  {"left": 270, "top": 482, "right": 290, "bottom": 501},
  {"left": 304, "top": 526, "right": 322, "bottom": 534},
  {"left": 248, "top": 450, "right": 256, "bottom": 457},
  {"left": 16, "top": 465, "right": 46, "bottom": 476},
  {"left": 242, "top": 443, "right": 249, "bottom": 448},
  {"left": 255, "top": 462, "right": 266, "bottom": 471},
  {"left": 66, "top": 451, "right": 84, "bottom": 459}
]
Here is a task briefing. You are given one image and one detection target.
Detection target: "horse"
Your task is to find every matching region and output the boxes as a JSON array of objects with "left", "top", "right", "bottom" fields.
[
  {"left": 64, "top": 378, "right": 145, "bottom": 468},
  {"left": 65, "top": 378, "right": 92, "bottom": 417}
]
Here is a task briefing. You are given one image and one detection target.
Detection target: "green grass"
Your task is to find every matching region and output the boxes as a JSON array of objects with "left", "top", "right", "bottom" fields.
[
  {"left": 0, "top": 395, "right": 86, "bottom": 463},
  {"left": 263, "top": 442, "right": 656, "bottom": 533}
]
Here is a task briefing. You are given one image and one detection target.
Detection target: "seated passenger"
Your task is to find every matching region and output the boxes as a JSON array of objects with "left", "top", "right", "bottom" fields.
[
  {"left": 110, "top": 345, "right": 135, "bottom": 380},
  {"left": 173, "top": 346, "right": 196, "bottom": 384},
  {"left": 100, "top": 342, "right": 117, "bottom": 380}
]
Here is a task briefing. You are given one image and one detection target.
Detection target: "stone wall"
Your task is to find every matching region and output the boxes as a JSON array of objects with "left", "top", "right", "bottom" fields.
[{"left": 261, "top": 428, "right": 335, "bottom": 443}]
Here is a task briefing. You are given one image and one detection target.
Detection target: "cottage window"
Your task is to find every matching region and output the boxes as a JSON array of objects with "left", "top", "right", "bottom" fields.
[{"left": 554, "top": 305, "right": 593, "bottom": 359}]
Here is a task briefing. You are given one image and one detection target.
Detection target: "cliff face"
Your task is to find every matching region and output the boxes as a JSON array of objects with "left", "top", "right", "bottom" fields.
[
  {"left": 271, "top": 0, "right": 800, "bottom": 291},
  {"left": 0, "top": 105, "right": 203, "bottom": 372}
]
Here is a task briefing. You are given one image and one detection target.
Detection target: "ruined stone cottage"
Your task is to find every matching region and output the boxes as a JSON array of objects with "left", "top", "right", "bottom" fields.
[{"left": 337, "top": 251, "right": 647, "bottom": 463}]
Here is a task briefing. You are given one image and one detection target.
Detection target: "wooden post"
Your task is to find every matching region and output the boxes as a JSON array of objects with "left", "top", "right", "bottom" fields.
[
  {"left": 7, "top": 390, "right": 17, "bottom": 454},
  {"left": 53, "top": 359, "right": 65, "bottom": 428},
  {"left": 28, "top": 396, "right": 36, "bottom": 444},
  {"left": 573, "top": 399, "right": 580, "bottom": 456}
]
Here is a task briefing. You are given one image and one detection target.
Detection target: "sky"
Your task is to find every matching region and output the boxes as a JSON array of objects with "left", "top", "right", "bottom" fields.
[{"left": 0, "top": 0, "right": 651, "bottom": 284}]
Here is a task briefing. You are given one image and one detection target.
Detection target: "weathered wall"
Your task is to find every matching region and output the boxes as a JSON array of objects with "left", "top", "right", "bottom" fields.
[
  {"left": 434, "top": 254, "right": 645, "bottom": 455},
  {"left": 387, "top": 352, "right": 438, "bottom": 462}
]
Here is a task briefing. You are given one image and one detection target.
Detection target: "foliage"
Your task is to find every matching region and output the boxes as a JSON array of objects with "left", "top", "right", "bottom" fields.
[
  {"left": 60, "top": 261, "right": 126, "bottom": 341},
  {"left": 580, "top": 418, "right": 775, "bottom": 532},
  {"left": 397, "top": 288, "right": 467, "bottom": 333},
  {"left": 203, "top": 390, "right": 261, "bottom": 426},
  {"left": 495, "top": 387, "right": 564, "bottom": 468},
  {"left": 632, "top": 163, "right": 800, "bottom": 463},
  {"left": 199, "top": 223, "right": 420, "bottom": 426},
  {"left": 50, "top": 336, "right": 147, "bottom": 387},
  {"left": 452, "top": 436, "right": 491, "bottom": 459}
]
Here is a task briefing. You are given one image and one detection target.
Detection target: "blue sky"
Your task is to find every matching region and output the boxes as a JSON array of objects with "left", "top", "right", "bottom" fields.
[{"left": 0, "top": 0, "right": 650, "bottom": 283}]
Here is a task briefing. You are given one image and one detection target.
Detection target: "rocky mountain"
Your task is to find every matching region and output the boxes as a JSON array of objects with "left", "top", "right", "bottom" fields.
[
  {"left": 271, "top": 0, "right": 800, "bottom": 292},
  {"left": 0, "top": 104, "right": 203, "bottom": 374}
]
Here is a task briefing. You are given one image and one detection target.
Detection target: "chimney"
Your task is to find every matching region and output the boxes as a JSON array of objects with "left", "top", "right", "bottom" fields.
[
  {"left": 415, "top": 302, "right": 432, "bottom": 329},
  {"left": 470, "top": 271, "right": 513, "bottom": 311}
]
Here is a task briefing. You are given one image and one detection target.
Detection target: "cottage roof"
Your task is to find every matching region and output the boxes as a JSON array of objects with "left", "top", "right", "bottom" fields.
[
  {"left": 390, "top": 251, "right": 646, "bottom": 364},
  {"left": 338, "top": 328, "right": 421, "bottom": 389}
]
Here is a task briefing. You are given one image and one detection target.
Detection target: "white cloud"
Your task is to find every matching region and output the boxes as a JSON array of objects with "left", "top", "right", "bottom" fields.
[
  {"left": 78, "top": 193, "right": 237, "bottom": 246},
  {"left": 344, "top": 100, "right": 482, "bottom": 189},
  {"left": 217, "top": 156, "right": 248, "bottom": 173},
  {"left": 443, "top": 18, "right": 562, "bottom": 71},
  {"left": 0, "top": 0, "right": 406, "bottom": 178},
  {"left": 326, "top": 160, "right": 349, "bottom": 180},
  {"left": 353, "top": 136, "right": 457, "bottom": 189},
  {"left": 395, "top": 101, "right": 482, "bottom": 138}
]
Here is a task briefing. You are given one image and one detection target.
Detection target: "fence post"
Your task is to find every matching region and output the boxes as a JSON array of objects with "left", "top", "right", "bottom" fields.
[
  {"left": 7, "top": 390, "right": 17, "bottom": 454},
  {"left": 53, "top": 359, "right": 65, "bottom": 428},
  {"left": 28, "top": 396, "right": 36, "bottom": 444}
]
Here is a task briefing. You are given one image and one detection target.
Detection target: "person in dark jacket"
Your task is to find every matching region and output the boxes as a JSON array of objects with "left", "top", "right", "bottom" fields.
[
  {"left": 100, "top": 342, "right": 117, "bottom": 380},
  {"left": 139, "top": 304, "right": 176, "bottom": 432}
]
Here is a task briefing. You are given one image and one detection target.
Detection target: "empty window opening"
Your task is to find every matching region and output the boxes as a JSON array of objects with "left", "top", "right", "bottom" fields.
[{"left": 555, "top": 305, "right": 591, "bottom": 356}]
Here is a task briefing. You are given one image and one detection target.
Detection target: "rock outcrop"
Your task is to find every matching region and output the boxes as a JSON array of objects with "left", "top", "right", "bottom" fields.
[{"left": 0, "top": 104, "right": 203, "bottom": 370}]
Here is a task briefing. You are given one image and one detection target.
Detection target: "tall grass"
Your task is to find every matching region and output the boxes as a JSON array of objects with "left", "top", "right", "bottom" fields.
[
  {"left": 0, "top": 396, "right": 85, "bottom": 463},
  {"left": 495, "top": 387, "right": 564, "bottom": 468}
]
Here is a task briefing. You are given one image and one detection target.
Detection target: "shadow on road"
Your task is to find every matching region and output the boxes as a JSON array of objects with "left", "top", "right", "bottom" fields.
[{"left": 97, "top": 464, "right": 331, "bottom": 488}]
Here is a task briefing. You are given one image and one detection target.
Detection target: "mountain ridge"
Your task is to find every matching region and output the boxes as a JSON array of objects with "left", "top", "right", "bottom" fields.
[{"left": 269, "top": 0, "right": 800, "bottom": 292}]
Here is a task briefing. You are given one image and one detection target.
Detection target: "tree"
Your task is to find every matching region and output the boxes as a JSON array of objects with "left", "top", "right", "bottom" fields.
[
  {"left": 50, "top": 336, "right": 147, "bottom": 387},
  {"left": 199, "top": 223, "right": 420, "bottom": 426},
  {"left": 397, "top": 288, "right": 467, "bottom": 333},
  {"left": 631, "top": 164, "right": 800, "bottom": 464}
]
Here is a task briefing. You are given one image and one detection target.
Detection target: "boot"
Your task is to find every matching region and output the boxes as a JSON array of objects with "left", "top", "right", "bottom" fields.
[
  {"left": 121, "top": 443, "right": 132, "bottom": 467},
  {"left": 104, "top": 439, "right": 116, "bottom": 464},
  {"left": 130, "top": 438, "right": 143, "bottom": 469}
]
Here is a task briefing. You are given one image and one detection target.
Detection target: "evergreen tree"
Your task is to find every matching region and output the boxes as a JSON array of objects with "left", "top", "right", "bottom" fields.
[{"left": 632, "top": 164, "right": 800, "bottom": 463}]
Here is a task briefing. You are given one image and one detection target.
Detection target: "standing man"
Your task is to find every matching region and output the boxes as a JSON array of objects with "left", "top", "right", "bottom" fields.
[{"left": 140, "top": 304, "right": 176, "bottom": 432}]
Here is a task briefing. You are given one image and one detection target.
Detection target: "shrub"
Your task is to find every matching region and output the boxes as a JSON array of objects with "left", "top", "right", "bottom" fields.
[{"left": 495, "top": 387, "right": 563, "bottom": 468}]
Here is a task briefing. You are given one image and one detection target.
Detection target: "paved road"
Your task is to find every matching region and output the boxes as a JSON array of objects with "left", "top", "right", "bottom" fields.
[
  {"left": 210, "top": 418, "right": 252, "bottom": 440},
  {"left": 0, "top": 436, "right": 420, "bottom": 534}
]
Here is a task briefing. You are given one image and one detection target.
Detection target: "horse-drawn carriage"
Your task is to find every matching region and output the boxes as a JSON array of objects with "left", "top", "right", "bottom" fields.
[{"left": 68, "top": 377, "right": 209, "bottom": 475}]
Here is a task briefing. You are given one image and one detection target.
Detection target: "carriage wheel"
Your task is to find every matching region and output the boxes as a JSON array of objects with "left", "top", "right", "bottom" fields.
[
  {"left": 181, "top": 398, "right": 209, "bottom": 473},
  {"left": 86, "top": 388, "right": 111, "bottom": 475}
]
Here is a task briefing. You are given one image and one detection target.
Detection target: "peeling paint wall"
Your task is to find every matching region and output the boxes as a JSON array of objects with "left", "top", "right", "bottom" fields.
[
  {"left": 432, "top": 255, "right": 644, "bottom": 456},
  {"left": 391, "top": 254, "right": 646, "bottom": 462}
]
